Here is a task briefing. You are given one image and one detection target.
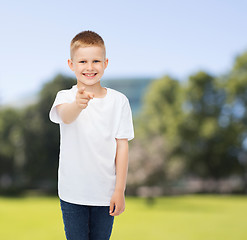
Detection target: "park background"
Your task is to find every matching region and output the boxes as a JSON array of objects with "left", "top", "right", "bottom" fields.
[{"left": 1, "top": 0, "right": 247, "bottom": 239}]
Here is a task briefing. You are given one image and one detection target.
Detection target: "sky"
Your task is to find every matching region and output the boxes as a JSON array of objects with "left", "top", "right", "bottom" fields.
[{"left": 0, "top": 0, "right": 247, "bottom": 104}]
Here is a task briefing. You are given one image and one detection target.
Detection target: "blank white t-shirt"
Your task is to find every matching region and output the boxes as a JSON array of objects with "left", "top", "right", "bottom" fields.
[{"left": 49, "top": 85, "right": 134, "bottom": 206}]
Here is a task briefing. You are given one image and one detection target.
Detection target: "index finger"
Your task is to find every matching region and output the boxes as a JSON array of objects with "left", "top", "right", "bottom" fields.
[{"left": 83, "top": 91, "right": 94, "bottom": 99}]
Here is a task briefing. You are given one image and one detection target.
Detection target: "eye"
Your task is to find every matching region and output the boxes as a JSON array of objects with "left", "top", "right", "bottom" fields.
[
  {"left": 93, "top": 60, "right": 100, "bottom": 63},
  {"left": 79, "top": 61, "right": 86, "bottom": 63}
]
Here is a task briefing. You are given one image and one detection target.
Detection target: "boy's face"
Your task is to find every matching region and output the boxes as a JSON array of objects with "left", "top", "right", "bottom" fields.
[{"left": 68, "top": 46, "right": 108, "bottom": 87}]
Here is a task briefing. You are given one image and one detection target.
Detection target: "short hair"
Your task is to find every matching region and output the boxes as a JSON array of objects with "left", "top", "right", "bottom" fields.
[{"left": 70, "top": 30, "right": 106, "bottom": 59}]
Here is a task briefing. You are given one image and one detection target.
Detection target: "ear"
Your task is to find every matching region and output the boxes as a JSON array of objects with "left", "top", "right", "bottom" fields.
[
  {"left": 68, "top": 59, "right": 74, "bottom": 71},
  {"left": 104, "top": 58, "right": 109, "bottom": 70}
]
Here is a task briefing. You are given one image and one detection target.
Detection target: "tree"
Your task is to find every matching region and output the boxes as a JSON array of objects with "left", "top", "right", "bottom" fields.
[
  {"left": 21, "top": 74, "right": 76, "bottom": 192},
  {"left": 133, "top": 69, "right": 246, "bottom": 193},
  {"left": 135, "top": 75, "right": 184, "bottom": 142},
  {"left": 224, "top": 51, "right": 247, "bottom": 191},
  {"left": 0, "top": 107, "right": 24, "bottom": 193},
  {"left": 179, "top": 71, "right": 242, "bottom": 179},
  {"left": 132, "top": 76, "right": 186, "bottom": 191}
]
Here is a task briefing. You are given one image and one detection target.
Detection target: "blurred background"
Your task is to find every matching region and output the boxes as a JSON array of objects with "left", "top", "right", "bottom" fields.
[{"left": 1, "top": 0, "right": 247, "bottom": 239}]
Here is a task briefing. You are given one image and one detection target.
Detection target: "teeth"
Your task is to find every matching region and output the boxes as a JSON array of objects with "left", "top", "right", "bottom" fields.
[{"left": 84, "top": 73, "right": 96, "bottom": 76}]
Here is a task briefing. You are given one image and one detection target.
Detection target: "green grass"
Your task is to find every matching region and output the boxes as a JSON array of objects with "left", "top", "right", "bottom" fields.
[{"left": 0, "top": 195, "right": 246, "bottom": 240}]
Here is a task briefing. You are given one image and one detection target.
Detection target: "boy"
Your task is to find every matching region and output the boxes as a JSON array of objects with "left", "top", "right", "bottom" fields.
[{"left": 49, "top": 30, "right": 134, "bottom": 240}]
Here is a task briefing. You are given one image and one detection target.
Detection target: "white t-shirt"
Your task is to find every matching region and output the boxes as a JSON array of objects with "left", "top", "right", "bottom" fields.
[{"left": 49, "top": 85, "right": 134, "bottom": 206}]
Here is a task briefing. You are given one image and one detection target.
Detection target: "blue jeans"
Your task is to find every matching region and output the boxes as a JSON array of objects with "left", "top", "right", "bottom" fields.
[{"left": 60, "top": 199, "right": 114, "bottom": 240}]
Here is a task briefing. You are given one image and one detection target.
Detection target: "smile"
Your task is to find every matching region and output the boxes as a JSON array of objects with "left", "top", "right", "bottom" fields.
[{"left": 83, "top": 73, "right": 97, "bottom": 77}]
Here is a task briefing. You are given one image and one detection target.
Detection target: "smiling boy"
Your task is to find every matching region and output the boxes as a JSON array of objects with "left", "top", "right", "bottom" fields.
[{"left": 49, "top": 30, "right": 134, "bottom": 240}]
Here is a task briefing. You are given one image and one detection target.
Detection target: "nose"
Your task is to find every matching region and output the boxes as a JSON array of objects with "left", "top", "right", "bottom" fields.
[{"left": 86, "top": 62, "right": 93, "bottom": 71}]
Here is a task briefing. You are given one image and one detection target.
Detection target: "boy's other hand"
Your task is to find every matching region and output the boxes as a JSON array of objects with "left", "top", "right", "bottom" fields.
[
  {"left": 76, "top": 87, "right": 94, "bottom": 109},
  {"left": 109, "top": 190, "right": 125, "bottom": 216}
]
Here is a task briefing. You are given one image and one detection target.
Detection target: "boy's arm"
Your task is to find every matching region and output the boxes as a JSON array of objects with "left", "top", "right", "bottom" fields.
[
  {"left": 109, "top": 138, "right": 129, "bottom": 216},
  {"left": 57, "top": 87, "right": 94, "bottom": 124},
  {"left": 57, "top": 102, "right": 83, "bottom": 124}
]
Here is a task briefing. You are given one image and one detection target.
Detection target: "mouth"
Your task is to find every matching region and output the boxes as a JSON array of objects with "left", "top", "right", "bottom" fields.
[{"left": 83, "top": 73, "right": 97, "bottom": 78}]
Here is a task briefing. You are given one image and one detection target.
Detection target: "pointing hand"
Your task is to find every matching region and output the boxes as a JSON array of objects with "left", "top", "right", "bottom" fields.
[{"left": 76, "top": 87, "right": 94, "bottom": 109}]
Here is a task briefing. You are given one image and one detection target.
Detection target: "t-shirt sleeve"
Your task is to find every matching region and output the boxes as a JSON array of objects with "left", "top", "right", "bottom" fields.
[
  {"left": 115, "top": 97, "right": 135, "bottom": 141},
  {"left": 49, "top": 90, "right": 74, "bottom": 124}
]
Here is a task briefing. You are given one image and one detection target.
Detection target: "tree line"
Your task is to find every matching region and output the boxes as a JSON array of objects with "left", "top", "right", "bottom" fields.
[
  {"left": 0, "top": 51, "right": 247, "bottom": 196},
  {"left": 130, "top": 51, "right": 247, "bottom": 195}
]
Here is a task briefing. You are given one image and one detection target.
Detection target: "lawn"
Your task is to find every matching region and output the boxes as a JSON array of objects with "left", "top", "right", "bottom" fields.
[{"left": 0, "top": 195, "right": 246, "bottom": 240}]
